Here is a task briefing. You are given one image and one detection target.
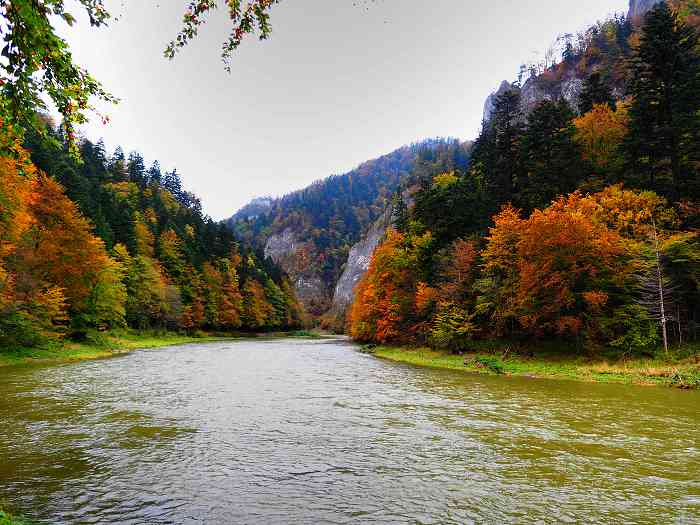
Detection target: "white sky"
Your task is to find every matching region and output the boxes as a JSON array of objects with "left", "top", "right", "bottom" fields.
[{"left": 63, "top": 0, "right": 628, "bottom": 219}]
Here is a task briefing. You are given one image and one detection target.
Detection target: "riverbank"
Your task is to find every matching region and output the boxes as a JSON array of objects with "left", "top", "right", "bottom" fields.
[
  {"left": 0, "top": 329, "right": 325, "bottom": 369},
  {"left": 0, "top": 331, "right": 234, "bottom": 369},
  {"left": 369, "top": 343, "right": 700, "bottom": 389}
]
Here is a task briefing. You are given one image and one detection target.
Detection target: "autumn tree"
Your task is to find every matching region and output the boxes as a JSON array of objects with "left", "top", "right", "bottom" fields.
[
  {"left": 0, "top": 139, "right": 68, "bottom": 345},
  {"left": 349, "top": 230, "right": 428, "bottom": 343},
  {"left": 429, "top": 239, "right": 480, "bottom": 351},
  {"left": 574, "top": 102, "right": 629, "bottom": 187},
  {"left": 477, "top": 205, "right": 525, "bottom": 336},
  {"left": 18, "top": 174, "right": 125, "bottom": 330},
  {"left": 113, "top": 244, "right": 170, "bottom": 329},
  {"left": 241, "top": 279, "right": 273, "bottom": 330},
  {"left": 218, "top": 259, "right": 244, "bottom": 330},
  {"left": 478, "top": 194, "right": 632, "bottom": 346}
]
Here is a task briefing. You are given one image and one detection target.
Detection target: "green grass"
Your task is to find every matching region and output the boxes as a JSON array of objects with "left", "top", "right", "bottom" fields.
[
  {"left": 372, "top": 342, "right": 700, "bottom": 389},
  {"left": 0, "top": 329, "right": 239, "bottom": 369},
  {"left": 0, "top": 508, "right": 32, "bottom": 525}
]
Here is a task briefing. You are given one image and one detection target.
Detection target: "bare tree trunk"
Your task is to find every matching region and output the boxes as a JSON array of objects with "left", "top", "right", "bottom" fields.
[{"left": 652, "top": 219, "right": 669, "bottom": 355}]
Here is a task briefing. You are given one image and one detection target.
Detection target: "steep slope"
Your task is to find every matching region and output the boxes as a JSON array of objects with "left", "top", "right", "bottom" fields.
[
  {"left": 629, "top": 0, "right": 663, "bottom": 20},
  {"left": 482, "top": 0, "right": 699, "bottom": 123},
  {"left": 347, "top": 0, "right": 700, "bottom": 351},
  {"left": 20, "top": 123, "right": 303, "bottom": 338},
  {"left": 227, "top": 138, "right": 466, "bottom": 314}
]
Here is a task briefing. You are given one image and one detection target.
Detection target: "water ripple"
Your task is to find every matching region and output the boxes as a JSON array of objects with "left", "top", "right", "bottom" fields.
[{"left": 0, "top": 338, "right": 698, "bottom": 524}]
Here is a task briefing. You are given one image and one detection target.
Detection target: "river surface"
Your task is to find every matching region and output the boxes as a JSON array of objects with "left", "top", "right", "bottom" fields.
[{"left": 0, "top": 338, "right": 699, "bottom": 524}]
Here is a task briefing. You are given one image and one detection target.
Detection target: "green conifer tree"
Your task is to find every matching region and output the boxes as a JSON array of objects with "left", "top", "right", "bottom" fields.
[
  {"left": 578, "top": 72, "right": 616, "bottom": 114},
  {"left": 626, "top": 3, "right": 700, "bottom": 199}
]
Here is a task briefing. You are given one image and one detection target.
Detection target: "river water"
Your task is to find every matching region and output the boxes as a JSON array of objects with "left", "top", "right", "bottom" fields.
[{"left": 0, "top": 337, "right": 698, "bottom": 524}]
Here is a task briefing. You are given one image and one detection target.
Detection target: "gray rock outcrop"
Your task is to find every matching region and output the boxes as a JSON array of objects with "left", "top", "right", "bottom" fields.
[
  {"left": 482, "top": 0, "right": 658, "bottom": 126},
  {"left": 264, "top": 227, "right": 299, "bottom": 262},
  {"left": 482, "top": 80, "right": 514, "bottom": 123},
  {"left": 628, "top": 0, "right": 662, "bottom": 21},
  {"left": 330, "top": 207, "right": 393, "bottom": 314},
  {"left": 264, "top": 228, "right": 328, "bottom": 313}
]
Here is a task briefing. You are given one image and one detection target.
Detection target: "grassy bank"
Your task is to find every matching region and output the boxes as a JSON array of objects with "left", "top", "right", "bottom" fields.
[
  {"left": 0, "top": 330, "right": 243, "bottom": 369},
  {"left": 369, "top": 342, "right": 700, "bottom": 389},
  {"left": 0, "top": 508, "right": 31, "bottom": 525},
  {"left": 0, "top": 328, "right": 332, "bottom": 369}
]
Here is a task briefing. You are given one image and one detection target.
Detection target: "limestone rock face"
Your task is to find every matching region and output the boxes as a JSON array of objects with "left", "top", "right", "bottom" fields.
[
  {"left": 330, "top": 207, "right": 393, "bottom": 314},
  {"left": 482, "top": 80, "right": 514, "bottom": 123},
  {"left": 264, "top": 228, "right": 328, "bottom": 313},
  {"left": 482, "top": 0, "right": 659, "bottom": 126},
  {"left": 264, "top": 227, "right": 299, "bottom": 263}
]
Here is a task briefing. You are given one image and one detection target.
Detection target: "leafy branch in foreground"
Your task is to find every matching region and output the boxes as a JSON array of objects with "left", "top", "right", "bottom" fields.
[
  {"left": 165, "top": 0, "right": 280, "bottom": 72},
  {"left": 0, "top": 0, "right": 118, "bottom": 154}
]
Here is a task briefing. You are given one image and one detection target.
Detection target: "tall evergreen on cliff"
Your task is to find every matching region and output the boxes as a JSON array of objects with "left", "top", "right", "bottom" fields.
[{"left": 626, "top": 2, "right": 700, "bottom": 199}]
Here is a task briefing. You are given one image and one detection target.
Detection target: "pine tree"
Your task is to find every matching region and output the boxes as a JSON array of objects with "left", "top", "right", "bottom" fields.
[
  {"left": 471, "top": 90, "right": 523, "bottom": 208},
  {"left": 127, "top": 152, "right": 146, "bottom": 186},
  {"left": 163, "top": 169, "right": 183, "bottom": 198},
  {"left": 490, "top": 89, "right": 524, "bottom": 204},
  {"left": 391, "top": 188, "right": 410, "bottom": 233},
  {"left": 578, "top": 72, "right": 616, "bottom": 114},
  {"left": 626, "top": 3, "right": 700, "bottom": 199},
  {"left": 518, "top": 99, "right": 583, "bottom": 211}
]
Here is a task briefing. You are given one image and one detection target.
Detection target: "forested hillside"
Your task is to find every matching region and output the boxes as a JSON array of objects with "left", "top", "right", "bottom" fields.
[
  {"left": 227, "top": 138, "right": 471, "bottom": 313},
  {"left": 350, "top": 2, "right": 700, "bottom": 354},
  {"left": 0, "top": 120, "right": 303, "bottom": 350}
]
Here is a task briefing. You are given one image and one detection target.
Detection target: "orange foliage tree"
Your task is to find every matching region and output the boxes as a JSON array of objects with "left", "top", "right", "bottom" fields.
[
  {"left": 0, "top": 131, "right": 126, "bottom": 341},
  {"left": 241, "top": 279, "right": 274, "bottom": 330},
  {"left": 19, "top": 175, "right": 113, "bottom": 316},
  {"left": 480, "top": 194, "right": 631, "bottom": 342},
  {"left": 574, "top": 102, "right": 629, "bottom": 185},
  {"left": 349, "top": 230, "right": 424, "bottom": 343},
  {"left": 428, "top": 239, "right": 480, "bottom": 350}
]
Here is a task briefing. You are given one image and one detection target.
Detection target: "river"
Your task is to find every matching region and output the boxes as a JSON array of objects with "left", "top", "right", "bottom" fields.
[{"left": 0, "top": 337, "right": 698, "bottom": 524}]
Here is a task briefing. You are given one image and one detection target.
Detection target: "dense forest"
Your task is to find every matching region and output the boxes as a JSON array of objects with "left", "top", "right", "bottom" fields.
[
  {"left": 0, "top": 120, "right": 303, "bottom": 350},
  {"left": 349, "top": 2, "right": 700, "bottom": 354},
  {"left": 228, "top": 138, "right": 470, "bottom": 302}
]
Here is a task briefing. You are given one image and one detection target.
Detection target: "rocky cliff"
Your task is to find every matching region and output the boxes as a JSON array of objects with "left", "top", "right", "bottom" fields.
[
  {"left": 228, "top": 140, "right": 452, "bottom": 317},
  {"left": 482, "top": 72, "right": 585, "bottom": 123},
  {"left": 264, "top": 228, "right": 329, "bottom": 314},
  {"left": 330, "top": 206, "right": 393, "bottom": 314},
  {"left": 483, "top": 0, "right": 657, "bottom": 125}
]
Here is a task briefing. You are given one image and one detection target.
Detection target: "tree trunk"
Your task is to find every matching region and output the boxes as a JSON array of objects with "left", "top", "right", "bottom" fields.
[{"left": 653, "top": 219, "right": 669, "bottom": 355}]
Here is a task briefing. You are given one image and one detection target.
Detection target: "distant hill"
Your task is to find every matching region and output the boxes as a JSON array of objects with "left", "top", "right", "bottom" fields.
[
  {"left": 226, "top": 138, "right": 471, "bottom": 314},
  {"left": 230, "top": 196, "right": 274, "bottom": 221}
]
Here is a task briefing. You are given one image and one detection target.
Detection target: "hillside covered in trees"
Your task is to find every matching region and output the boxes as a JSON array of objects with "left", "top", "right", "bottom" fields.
[
  {"left": 349, "top": 2, "right": 700, "bottom": 355},
  {"left": 227, "top": 138, "right": 471, "bottom": 313},
  {"left": 0, "top": 120, "right": 303, "bottom": 350}
]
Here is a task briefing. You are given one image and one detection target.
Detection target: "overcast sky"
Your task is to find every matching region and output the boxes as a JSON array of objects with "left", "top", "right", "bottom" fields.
[{"left": 63, "top": 0, "right": 628, "bottom": 219}]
